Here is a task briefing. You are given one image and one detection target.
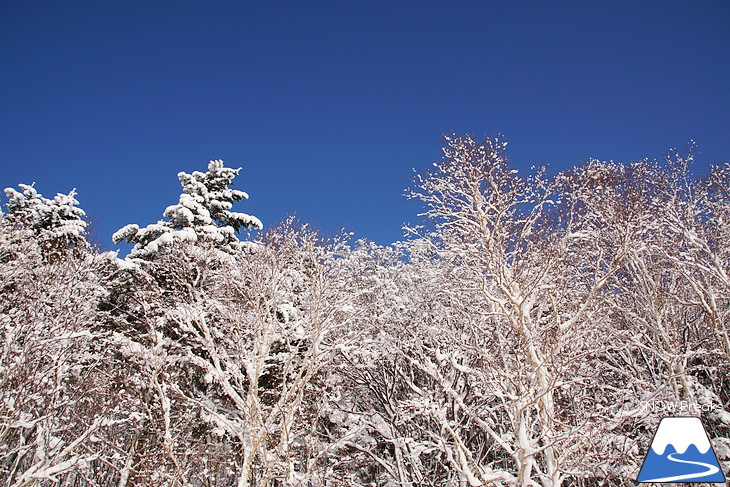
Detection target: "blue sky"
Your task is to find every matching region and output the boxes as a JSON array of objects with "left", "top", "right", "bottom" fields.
[{"left": 2, "top": 1, "right": 729, "bottom": 249}]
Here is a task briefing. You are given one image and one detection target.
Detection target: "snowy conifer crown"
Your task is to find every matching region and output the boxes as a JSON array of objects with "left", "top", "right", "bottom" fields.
[
  {"left": 3, "top": 183, "right": 87, "bottom": 245},
  {"left": 113, "top": 159, "right": 262, "bottom": 258}
]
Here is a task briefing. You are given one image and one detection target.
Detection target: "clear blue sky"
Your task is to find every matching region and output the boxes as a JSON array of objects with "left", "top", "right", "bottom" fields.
[{"left": 2, "top": 1, "right": 729, "bottom": 249}]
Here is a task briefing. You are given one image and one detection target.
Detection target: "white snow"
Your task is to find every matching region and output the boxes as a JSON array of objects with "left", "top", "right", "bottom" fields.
[{"left": 650, "top": 417, "right": 712, "bottom": 455}]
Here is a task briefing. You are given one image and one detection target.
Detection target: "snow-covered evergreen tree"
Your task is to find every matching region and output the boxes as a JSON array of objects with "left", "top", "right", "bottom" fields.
[
  {"left": 2, "top": 183, "right": 87, "bottom": 254},
  {"left": 113, "top": 159, "right": 262, "bottom": 259}
]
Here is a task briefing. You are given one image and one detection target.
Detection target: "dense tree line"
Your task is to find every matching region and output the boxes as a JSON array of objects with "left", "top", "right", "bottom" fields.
[{"left": 1, "top": 138, "right": 728, "bottom": 486}]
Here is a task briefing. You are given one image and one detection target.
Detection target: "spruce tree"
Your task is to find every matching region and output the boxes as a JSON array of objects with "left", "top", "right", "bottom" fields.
[
  {"left": 2, "top": 183, "right": 87, "bottom": 254},
  {"left": 113, "top": 160, "right": 262, "bottom": 258}
]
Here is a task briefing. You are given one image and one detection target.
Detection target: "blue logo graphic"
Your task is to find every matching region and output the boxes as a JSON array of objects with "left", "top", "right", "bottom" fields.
[{"left": 637, "top": 417, "right": 726, "bottom": 483}]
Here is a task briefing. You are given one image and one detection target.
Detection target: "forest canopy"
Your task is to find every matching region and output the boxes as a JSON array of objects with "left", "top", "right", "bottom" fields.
[{"left": 1, "top": 135, "right": 728, "bottom": 486}]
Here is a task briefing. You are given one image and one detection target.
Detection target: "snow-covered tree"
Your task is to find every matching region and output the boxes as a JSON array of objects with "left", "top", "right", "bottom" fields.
[
  {"left": 104, "top": 220, "right": 360, "bottom": 486},
  {"left": 0, "top": 236, "right": 147, "bottom": 486},
  {"left": 113, "top": 159, "right": 262, "bottom": 259},
  {"left": 2, "top": 183, "right": 87, "bottom": 256}
]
